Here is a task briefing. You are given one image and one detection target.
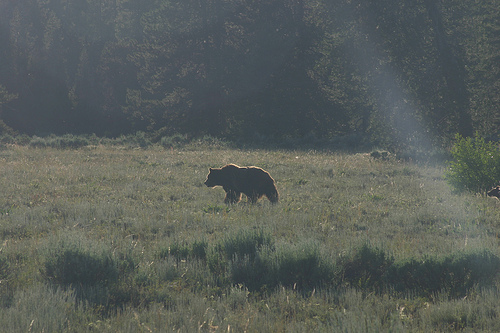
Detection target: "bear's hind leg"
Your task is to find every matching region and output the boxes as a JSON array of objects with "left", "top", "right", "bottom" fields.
[
  {"left": 246, "top": 192, "right": 262, "bottom": 204},
  {"left": 225, "top": 190, "right": 241, "bottom": 204}
]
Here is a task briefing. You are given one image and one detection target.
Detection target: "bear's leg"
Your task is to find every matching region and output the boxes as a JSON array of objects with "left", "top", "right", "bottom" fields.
[
  {"left": 224, "top": 190, "right": 241, "bottom": 204},
  {"left": 246, "top": 192, "right": 261, "bottom": 203},
  {"left": 265, "top": 188, "right": 279, "bottom": 203}
]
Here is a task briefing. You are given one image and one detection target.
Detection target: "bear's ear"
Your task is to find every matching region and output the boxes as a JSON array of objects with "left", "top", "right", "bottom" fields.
[{"left": 209, "top": 167, "right": 213, "bottom": 171}]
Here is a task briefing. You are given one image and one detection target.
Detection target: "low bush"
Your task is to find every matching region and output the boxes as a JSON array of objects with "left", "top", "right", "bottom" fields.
[
  {"left": 0, "top": 134, "right": 15, "bottom": 144},
  {"left": 206, "top": 229, "right": 273, "bottom": 280},
  {"left": 336, "top": 244, "right": 500, "bottom": 298},
  {"left": 29, "top": 136, "right": 48, "bottom": 148},
  {"left": 164, "top": 230, "right": 332, "bottom": 292},
  {"left": 0, "top": 255, "right": 10, "bottom": 281},
  {"left": 160, "top": 134, "right": 190, "bottom": 148},
  {"left": 29, "top": 134, "right": 90, "bottom": 149},
  {"left": 203, "top": 204, "right": 230, "bottom": 214},
  {"left": 42, "top": 237, "right": 118, "bottom": 286},
  {"left": 446, "top": 134, "right": 500, "bottom": 193},
  {"left": 267, "top": 241, "right": 334, "bottom": 290},
  {"left": 124, "top": 131, "right": 151, "bottom": 148},
  {"left": 339, "top": 244, "right": 394, "bottom": 291},
  {"left": 0, "top": 255, "right": 12, "bottom": 307},
  {"left": 159, "top": 235, "right": 500, "bottom": 298},
  {"left": 164, "top": 239, "right": 208, "bottom": 262},
  {"left": 229, "top": 251, "right": 270, "bottom": 291},
  {"left": 222, "top": 229, "right": 273, "bottom": 260},
  {"left": 230, "top": 241, "right": 334, "bottom": 292},
  {"left": 386, "top": 249, "right": 500, "bottom": 298}
]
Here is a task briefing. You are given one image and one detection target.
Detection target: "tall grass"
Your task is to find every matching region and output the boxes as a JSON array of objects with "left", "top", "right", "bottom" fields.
[
  {"left": 0, "top": 140, "right": 499, "bottom": 331},
  {"left": 0, "top": 284, "right": 78, "bottom": 332}
]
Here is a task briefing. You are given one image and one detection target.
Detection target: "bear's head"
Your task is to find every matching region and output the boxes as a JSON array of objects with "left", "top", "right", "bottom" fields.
[
  {"left": 204, "top": 167, "right": 223, "bottom": 187},
  {"left": 487, "top": 186, "right": 500, "bottom": 199}
]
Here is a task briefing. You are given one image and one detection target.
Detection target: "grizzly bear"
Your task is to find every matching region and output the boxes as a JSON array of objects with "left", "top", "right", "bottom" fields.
[
  {"left": 487, "top": 186, "right": 500, "bottom": 199},
  {"left": 204, "top": 164, "right": 279, "bottom": 204}
]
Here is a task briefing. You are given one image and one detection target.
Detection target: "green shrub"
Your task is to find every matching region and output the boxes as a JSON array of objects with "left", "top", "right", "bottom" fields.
[
  {"left": 191, "top": 239, "right": 208, "bottom": 260},
  {"left": 206, "top": 244, "right": 229, "bottom": 285},
  {"left": 230, "top": 246, "right": 272, "bottom": 292},
  {"left": 445, "top": 250, "right": 500, "bottom": 297},
  {"left": 446, "top": 134, "right": 500, "bottom": 193},
  {"left": 0, "top": 255, "right": 9, "bottom": 281},
  {"left": 167, "top": 241, "right": 191, "bottom": 262},
  {"left": 0, "top": 134, "right": 15, "bottom": 144},
  {"left": 386, "top": 256, "right": 444, "bottom": 296},
  {"left": 29, "top": 136, "right": 48, "bottom": 148},
  {"left": 43, "top": 237, "right": 118, "bottom": 286},
  {"left": 385, "top": 250, "right": 500, "bottom": 298},
  {"left": 0, "top": 255, "right": 12, "bottom": 307},
  {"left": 55, "top": 135, "right": 90, "bottom": 148},
  {"left": 231, "top": 240, "right": 334, "bottom": 292},
  {"left": 161, "top": 239, "right": 208, "bottom": 262},
  {"left": 205, "top": 231, "right": 332, "bottom": 291},
  {"left": 105, "top": 131, "right": 153, "bottom": 148},
  {"left": 129, "top": 131, "right": 152, "bottom": 148},
  {"left": 203, "top": 204, "right": 230, "bottom": 214},
  {"left": 29, "top": 134, "right": 90, "bottom": 149},
  {"left": 222, "top": 229, "right": 273, "bottom": 260},
  {"left": 336, "top": 244, "right": 500, "bottom": 298},
  {"left": 160, "top": 134, "right": 189, "bottom": 148},
  {"left": 339, "top": 244, "right": 393, "bottom": 291},
  {"left": 222, "top": 229, "right": 274, "bottom": 291},
  {"left": 268, "top": 241, "right": 333, "bottom": 290}
]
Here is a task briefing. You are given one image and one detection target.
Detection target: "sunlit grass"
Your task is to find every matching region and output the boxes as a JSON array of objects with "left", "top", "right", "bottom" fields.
[{"left": 0, "top": 142, "right": 499, "bottom": 331}]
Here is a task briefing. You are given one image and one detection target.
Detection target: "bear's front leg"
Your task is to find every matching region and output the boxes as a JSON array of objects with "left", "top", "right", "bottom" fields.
[
  {"left": 246, "top": 191, "right": 261, "bottom": 203},
  {"left": 224, "top": 190, "right": 241, "bottom": 204}
]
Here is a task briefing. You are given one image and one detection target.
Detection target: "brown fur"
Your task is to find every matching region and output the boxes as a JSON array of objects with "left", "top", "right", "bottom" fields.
[
  {"left": 487, "top": 186, "right": 500, "bottom": 199},
  {"left": 204, "top": 164, "right": 279, "bottom": 204}
]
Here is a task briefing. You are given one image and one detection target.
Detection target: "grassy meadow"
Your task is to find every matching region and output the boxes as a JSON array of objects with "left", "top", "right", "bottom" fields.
[{"left": 1, "top": 139, "right": 500, "bottom": 332}]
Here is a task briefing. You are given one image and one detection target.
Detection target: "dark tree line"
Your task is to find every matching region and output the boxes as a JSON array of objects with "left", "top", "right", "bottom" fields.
[{"left": 0, "top": 0, "right": 498, "bottom": 148}]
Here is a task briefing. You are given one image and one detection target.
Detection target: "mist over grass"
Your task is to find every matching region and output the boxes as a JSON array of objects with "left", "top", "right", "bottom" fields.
[{"left": 0, "top": 139, "right": 499, "bottom": 331}]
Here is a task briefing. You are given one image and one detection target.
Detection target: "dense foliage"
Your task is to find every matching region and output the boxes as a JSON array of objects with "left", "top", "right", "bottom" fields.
[
  {"left": 0, "top": 0, "right": 498, "bottom": 147},
  {"left": 446, "top": 134, "right": 500, "bottom": 193}
]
